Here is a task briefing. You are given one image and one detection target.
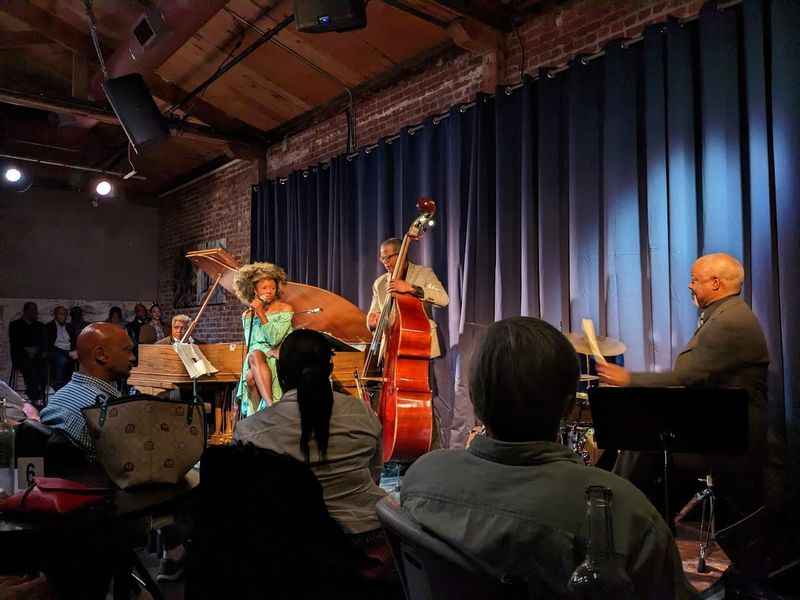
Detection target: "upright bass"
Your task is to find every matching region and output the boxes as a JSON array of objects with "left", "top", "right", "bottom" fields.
[{"left": 360, "top": 197, "right": 437, "bottom": 463}]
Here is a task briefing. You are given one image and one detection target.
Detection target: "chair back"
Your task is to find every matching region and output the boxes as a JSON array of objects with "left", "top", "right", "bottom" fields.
[
  {"left": 185, "top": 443, "right": 368, "bottom": 600},
  {"left": 376, "top": 497, "right": 528, "bottom": 600}
]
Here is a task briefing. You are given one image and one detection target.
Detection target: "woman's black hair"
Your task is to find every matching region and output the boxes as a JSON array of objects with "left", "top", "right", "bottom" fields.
[
  {"left": 277, "top": 329, "right": 334, "bottom": 463},
  {"left": 107, "top": 306, "right": 123, "bottom": 320}
]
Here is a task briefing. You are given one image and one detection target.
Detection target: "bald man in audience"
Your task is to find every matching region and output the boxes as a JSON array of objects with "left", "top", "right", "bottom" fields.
[
  {"left": 598, "top": 253, "right": 769, "bottom": 515},
  {"left": 40, "top": 323, "right": 135, "bottom": 460}
]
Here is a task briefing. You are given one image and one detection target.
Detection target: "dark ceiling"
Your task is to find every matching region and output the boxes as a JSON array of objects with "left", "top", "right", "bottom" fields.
[{"left": 0, "top": 0, "right": 551, "bottom": 195}]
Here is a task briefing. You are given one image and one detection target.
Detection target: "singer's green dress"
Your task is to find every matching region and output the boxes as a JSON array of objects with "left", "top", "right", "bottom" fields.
[{"left": 236, "top": 311, "right": 293, "bottom": 417}]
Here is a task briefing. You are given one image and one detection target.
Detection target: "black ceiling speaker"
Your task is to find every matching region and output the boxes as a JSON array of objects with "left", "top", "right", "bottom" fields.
[
  {"left": 293, "top": 0, "right": 367, "bottom": 33},
  {"left": 101, "top": 73, "right": 170, "bottom": 154}
]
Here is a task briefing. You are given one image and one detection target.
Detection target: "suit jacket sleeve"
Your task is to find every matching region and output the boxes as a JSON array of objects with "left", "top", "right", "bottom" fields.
[
  {"left": 417, "top": 266, "right": 449, "bottom": 308},
  {"left": 629, "top": 302, "right": 765, "bottom": 388}
]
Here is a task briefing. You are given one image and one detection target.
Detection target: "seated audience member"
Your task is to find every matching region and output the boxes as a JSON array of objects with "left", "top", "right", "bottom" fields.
[
  {"left": 69, "top": 305, "right": 90, "bottom": 336},
  {"left": 46, "top": 305, "right": 77, "bottom": 390},
  {"left": 40, "top": 323, "right": 134, "bottom": 460},
  {"left": 185, "top": 444, "right": 371, "bottom": 599},
  {"left": 126, "top": 303, "right": 156, "bottom": 356},
  {"left": 234, "top": 329, "right": 390, "bottom": 573},
  {"left": 8, "top": 301, "right": 48, "bottom": 405},
  {"left": 148, "top": 303, "right": 167, "bottom": 340},
  {"left": 106, "top": 306, "right": 125, "bottom": 327},
  {"left": 156, "top": 314, "right": 201, "bottom": 344},
  {"left": 401, "top": 317, "right": 695, "bottom": 599}
]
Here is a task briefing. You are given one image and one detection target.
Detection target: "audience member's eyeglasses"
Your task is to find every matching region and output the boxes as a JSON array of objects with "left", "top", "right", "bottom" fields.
[{"left": 379, "top": 253, "right": 399, "bottom": 263}]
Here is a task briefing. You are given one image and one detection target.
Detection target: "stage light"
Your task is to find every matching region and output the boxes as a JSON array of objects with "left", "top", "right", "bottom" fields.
[
  {"left": 95, "top": 180, "right": 112, "bottom": 196},
  {"left": 2, "top": 165, "right": 32, "bottom": 192},
  {"left": 4, "top": 167, "right": 22, "bottom": 183}
]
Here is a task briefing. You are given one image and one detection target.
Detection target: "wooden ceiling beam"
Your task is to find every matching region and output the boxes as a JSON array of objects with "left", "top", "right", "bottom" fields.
[
  {"left": 0, "top": 87, "right": 267, "bottom": 149},
  {"left": 72, "top": 52, "right": 89, "bottom": 100},
  {"left": 0, "top": 1, "right": 93, "bottom": 54},
  {"left": 0, "top": 30, "right": 52, "bottom": 49},
  {"left": 430, "top": 0, "right": 514, "bottom": 32},
  {"left": 0, "top": 0, "right": 268, "bottom": 144},
  {"left": 381, "top": 0, "right": 507, "bottom": 91},
  {"left": 234, "top": 0, "right": 373, "bottom": 87}
]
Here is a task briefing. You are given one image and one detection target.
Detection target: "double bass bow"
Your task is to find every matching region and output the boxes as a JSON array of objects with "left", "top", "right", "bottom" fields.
[{"left": 360, "top": 197, "right": 437, "bottom": 463}]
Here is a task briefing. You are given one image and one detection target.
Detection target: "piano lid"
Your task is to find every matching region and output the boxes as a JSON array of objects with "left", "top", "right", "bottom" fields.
[
  {"left": 187, "top": 248, "right": 370, "bottom": 344},
  {"left": 281, "top": 282, "right": 371, "bottom": 344},
  {"left": 186, "top": 248, "right": 239, "bottom": 295}
]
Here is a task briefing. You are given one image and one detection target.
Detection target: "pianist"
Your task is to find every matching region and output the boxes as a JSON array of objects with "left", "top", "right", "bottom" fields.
[{"left": 156, "top": 314, "right": 203, "bottom": 345}]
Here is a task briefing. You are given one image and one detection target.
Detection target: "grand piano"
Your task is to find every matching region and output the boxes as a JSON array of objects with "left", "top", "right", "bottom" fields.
[{"left": 128, "top": 248, "right": 371, "bottom": 444}]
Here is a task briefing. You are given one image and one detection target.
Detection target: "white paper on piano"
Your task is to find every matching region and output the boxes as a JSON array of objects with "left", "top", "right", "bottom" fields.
[
  {"left": 172, "top": 343, "right": 219, "bottom": 379},
  {"left": 581, "top": 319, "right": 608, "bottom": 365}
]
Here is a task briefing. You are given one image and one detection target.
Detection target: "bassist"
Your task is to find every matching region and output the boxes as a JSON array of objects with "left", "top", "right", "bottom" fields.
[{"left": 366, "top": 236, "right": 449, "bottom": 452}]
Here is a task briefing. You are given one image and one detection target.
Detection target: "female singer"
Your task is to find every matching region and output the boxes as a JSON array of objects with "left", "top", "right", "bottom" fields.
[{"left": 233, "top": 262, "right": 294, "bottom": 416}]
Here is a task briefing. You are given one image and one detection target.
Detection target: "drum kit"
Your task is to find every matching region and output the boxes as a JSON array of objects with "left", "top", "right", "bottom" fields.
[
  {"left": 465, "top": 330, "right": 626, "bottom": 466},
  {"left": 559, "top": 332, "right": 626, "bottom": 466}
]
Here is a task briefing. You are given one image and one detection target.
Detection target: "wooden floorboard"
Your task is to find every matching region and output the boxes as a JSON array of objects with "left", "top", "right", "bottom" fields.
[{"left": 676, "top": 522, "right": 729, "bottom": 594}]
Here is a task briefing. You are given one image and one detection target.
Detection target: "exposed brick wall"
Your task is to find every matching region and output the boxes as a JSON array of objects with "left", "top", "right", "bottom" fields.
[
  {"left": 266, "top": 0, "right": 706, "bottom": 178},
  {"left": 157, "top": 160, "right": 256, "bottom": 345},
  {"left": 157, "top": 0, "right": 708, "bottom": 344},
  {"left": 505, "top": 0, "right": 708, "bottom": 78},
  {"left": 267, "top": 50, "right": 487, "bottom": 178}
]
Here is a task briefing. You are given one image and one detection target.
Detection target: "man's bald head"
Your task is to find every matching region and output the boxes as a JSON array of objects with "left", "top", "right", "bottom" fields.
[
  {"left": 689, "top": 253, "right": 744, "bottom": 308},
  {"left": 76, "top": 322, "right": 135, "bottom": 382}
]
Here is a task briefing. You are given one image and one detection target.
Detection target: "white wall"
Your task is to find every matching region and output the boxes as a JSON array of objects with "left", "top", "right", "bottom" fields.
[
  {"left": 0, "top": 187, "right": 159, "bottom": 300},
  {"left": 0, "top": 187, "right": 160, "bottom": 381}
]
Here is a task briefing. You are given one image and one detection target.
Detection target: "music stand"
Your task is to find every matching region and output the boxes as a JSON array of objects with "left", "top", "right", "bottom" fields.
[{"left": 588, "top": 386, "right": 749, "bottom": 534}]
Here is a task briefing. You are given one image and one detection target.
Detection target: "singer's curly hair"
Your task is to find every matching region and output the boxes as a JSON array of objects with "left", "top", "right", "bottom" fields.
[{"left": 233, "top": 262, "right": 287, "bottom": 304}]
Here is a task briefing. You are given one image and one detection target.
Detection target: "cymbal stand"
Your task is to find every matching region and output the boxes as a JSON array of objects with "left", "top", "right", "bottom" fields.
[
  {"left": 674, "top": 473, "right": 717, "bottom": 572},
  {"left": 696, "top": 474, "right": 716, "bottom": 573}
]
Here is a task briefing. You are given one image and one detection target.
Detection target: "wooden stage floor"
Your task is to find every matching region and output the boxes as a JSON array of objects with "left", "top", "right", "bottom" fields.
[{"left": 676, "top": 522, "right": 730, "bottom": 596}]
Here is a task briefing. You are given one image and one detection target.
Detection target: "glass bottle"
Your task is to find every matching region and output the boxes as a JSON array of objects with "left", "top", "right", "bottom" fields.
[
  {"left": 568, "top": 485, "right": 637, "bottom": 599},
  {"left": 0, "top": 398, "right": 16, "bottom": 495}
]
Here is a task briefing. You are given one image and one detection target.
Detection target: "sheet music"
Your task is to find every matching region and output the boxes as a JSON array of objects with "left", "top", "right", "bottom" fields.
[
  {"left": 581, "top": 318, "right": 608, "bottom": 365},
  {"left": 172, "top": 343, "right": 219, "bottom": 379}
]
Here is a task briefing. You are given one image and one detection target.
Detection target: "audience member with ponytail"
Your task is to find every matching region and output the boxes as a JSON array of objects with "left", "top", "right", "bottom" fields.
[{"left": 234, "top": 329, "right": 388, "bottom": 539}]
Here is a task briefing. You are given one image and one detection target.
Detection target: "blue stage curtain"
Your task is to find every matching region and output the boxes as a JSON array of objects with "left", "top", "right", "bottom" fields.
[{"left": 251, "top": 1, "right": 800, "bottom": 470}]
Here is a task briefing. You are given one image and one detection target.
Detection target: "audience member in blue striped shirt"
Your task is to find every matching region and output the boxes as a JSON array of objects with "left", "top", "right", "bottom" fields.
[{"left": 40, "top": 322, "right": 135, "bottom": 460}]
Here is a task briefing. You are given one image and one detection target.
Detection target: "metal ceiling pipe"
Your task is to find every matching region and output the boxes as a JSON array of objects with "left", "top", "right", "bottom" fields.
[
  {"left": 0, "top": 152, "right": 147, "bottom": 180},
  {"left": 89, "top": 0, "right": 231, "bottom": 100}
]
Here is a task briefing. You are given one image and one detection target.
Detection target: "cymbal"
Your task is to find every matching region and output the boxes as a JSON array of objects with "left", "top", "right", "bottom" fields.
[
  {"left": 579, "top": 374, "right": 599, "bottom": 382},
  {"left": 566, "top": 332, "right": 626, "bottom": 357}
]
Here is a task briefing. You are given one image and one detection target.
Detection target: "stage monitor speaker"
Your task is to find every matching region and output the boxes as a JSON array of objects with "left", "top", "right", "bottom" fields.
[
  {"left": 293, "top": 0, "right": 366, "bottom": 33},
  {"left": 101, "top": 73, "right": 170, "bottom": 154}
]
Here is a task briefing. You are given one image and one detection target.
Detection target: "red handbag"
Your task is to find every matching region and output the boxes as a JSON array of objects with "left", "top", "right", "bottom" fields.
[{"left": 0, "top": 477, "right": 110, "bottom": 515}]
